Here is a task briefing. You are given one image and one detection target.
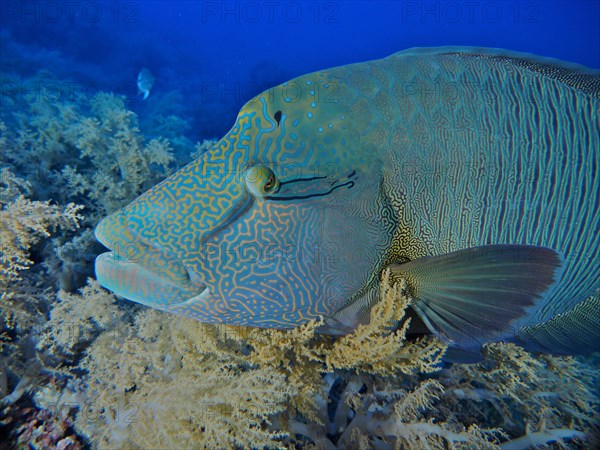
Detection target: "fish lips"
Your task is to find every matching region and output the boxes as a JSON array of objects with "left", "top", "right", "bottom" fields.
[{"left": 94, "top": 212, "right": 207, "bottom": 311}]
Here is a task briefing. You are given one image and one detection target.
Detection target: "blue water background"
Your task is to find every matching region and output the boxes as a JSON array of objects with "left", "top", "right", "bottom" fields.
[{"left": 1, "top": 0, "right": 599, "bottom": 144}]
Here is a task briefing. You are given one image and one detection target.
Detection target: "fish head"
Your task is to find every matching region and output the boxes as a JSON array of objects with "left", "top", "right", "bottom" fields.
[{"left": 95, "top": 69, "right": 398, "bottom": 329}]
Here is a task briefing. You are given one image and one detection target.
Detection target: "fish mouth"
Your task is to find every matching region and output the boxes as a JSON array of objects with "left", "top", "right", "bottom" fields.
[{"left": 94, "top": 211, "right": 207, "bottom": 310}]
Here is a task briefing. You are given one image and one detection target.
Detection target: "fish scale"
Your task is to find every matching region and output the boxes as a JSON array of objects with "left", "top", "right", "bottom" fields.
[{"left": 370, "top": 50, "right": 599, "bottom": 329}]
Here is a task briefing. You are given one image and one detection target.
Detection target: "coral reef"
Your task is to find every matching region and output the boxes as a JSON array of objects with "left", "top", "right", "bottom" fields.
[
  {"left": 323, "top": 275, "right": 445, "bottom": 375},
  {"left": 37, "top": 279, "right": 128, "bottom": 360},
  {"left": 438, "top": 342, "right": 599, "bottom": 438},
  {"left": 0, "top": 81, "right": 184, "bottom": 296},
  {"left": 0, "top": 167, "right": 85, "bottom": 448},
  {"left": 0, "top": 168, "right": 83, "bottom": 281},
  {"left": 0, "top": 72, "right": 203, "bottom": 448},
  {"left": 48, "top": 271, "right": 447, "bottom": 449},
  {"left": 47, "top": 271, "right": 598, "bottom": 449},
  {"left": 1, "top": 89, "right": 176, "bottom": 221},
  {"left": 2, "top": 401, "right": 84, "bottom": 449},
  {"left": 0, "top": 167, "right": 83, "bottom": 375},
  {"left": 0, "top": 73, "right": 597, "bottom": 449},
  {"left": 71, "top": 307, "right": 294, "bottom": 449}
]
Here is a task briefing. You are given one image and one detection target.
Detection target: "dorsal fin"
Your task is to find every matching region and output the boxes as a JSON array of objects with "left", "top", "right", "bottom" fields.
[{"left": 441, "top": 50, "right": 600, "bottom": 99}]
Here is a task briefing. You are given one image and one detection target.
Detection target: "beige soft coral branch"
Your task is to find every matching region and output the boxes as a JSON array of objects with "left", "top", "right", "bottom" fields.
[
  {"left": 0, "top": 168, "right": 83, "bottom": 281},
  {"left": 326, "top": 270, "right": 447, "bottom": 375}
]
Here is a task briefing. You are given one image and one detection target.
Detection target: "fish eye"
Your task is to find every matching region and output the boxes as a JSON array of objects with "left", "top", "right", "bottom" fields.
[
  {"left": 245, "top": 165, "right": 280, "bottom": 197},
  {"left": 264, "top": 175, "right": 275, "bottom": 190}
]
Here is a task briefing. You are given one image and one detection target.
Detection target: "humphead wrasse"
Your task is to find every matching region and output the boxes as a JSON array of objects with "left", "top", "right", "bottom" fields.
[{"left": 95, "top": 47, "right": 600, "bottom": 354}]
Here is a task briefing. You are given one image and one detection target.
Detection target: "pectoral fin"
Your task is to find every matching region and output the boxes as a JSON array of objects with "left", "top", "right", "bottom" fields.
[{"left": 389, "top": 245, "right": 561, "bottom": 348}]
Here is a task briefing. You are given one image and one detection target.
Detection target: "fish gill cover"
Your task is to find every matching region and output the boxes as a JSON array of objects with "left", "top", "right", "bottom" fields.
[{"left": 0, "top": 1, "right": 599, "bottom": 449}]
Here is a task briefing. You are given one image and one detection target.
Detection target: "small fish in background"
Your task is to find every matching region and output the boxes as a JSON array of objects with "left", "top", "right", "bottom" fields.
[{"left": 137, "top": 68, "right": 155, "bottom": 100}]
